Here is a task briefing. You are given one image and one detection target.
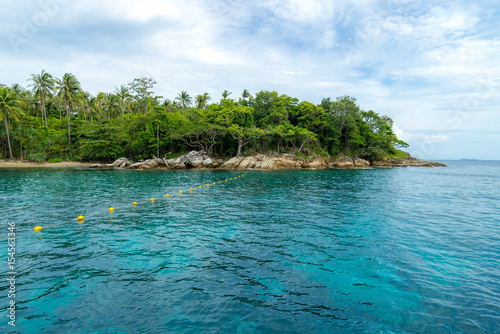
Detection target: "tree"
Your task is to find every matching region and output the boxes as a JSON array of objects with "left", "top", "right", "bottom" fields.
[
  {"left": 56, "top": 73, "right": 81, "bottom": 157},
  {"left": 0, "top": 87, "right": 24, "bottom": 159},
  {"left": 229, "top": 125, "right": 264, "bottom": 157},
  {"left": 104, "top": 94, "right": 121, "bottom": 119},
  {"left": 175, "top": 91, "right": 192, "bottom": 109},
  {"left": 128, "top": 77, "right": 156, "bottom": 114},
  {"left": 114, "top": 85, "right": 131, "bottom": 118},
  {"left": 195, "top": 92, "right": 211, "bottom": 109},
  {"left": 29, "top": 70, "right": 55, "bottom": 127},
  {"left": 241, "top": 89, "right": 250, "bottom": 100},
  {"left": 222, "top": 90, "right": 232, "bottom": 99}
]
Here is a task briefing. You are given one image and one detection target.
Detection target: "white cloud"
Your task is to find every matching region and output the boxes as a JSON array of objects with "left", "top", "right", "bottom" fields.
[
  {"left": 260, "top": 0, "right": 336, "bottom": 23},
  {"left": 1, "top": 0, "right": 499, "bottom": 158}
]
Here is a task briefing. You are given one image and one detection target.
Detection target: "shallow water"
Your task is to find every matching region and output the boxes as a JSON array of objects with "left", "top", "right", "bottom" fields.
[{"left": 1, "top": 161, "right": 499, "bottom": 333}]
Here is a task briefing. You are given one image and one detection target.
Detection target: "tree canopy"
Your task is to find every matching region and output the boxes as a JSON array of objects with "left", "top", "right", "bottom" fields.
[{"left": 0, "top": 72, "right": 409, "bottom": 162}]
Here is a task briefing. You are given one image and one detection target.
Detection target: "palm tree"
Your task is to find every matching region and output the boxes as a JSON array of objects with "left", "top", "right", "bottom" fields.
[
  {"left": 56, "top": 73, "right": 81, "bottom": 157},
  {"left": 114, "top": 85, "right": 130, "bottom": 118},
  {"left": 242, "top": 89, "right": 250, "bottom": 100},
  {"left": 222, "top": 90, "right": 232, "bottom": 99},
  {"left": 104, "top": 94, "right": 121, "bottom": 119},
  {"left": 88, "top": 96, "right": 98, "bottom": 126},
  {"left": 175, "top": 91, "right": 192, "bottom": 109},
  {"left": 195, "top": 92, "right": 211, "bottom": 109},
  {"left": 95, "top": 92, "right": 106, "bottom": 117},
  {"left": 0, "top": 87, "right": 24, "bottom": 159},
  {"left": 29, "top": 70, "right": 55, "bottom": 127},
  {"left": 79, "top": 91, "right": 91, "bottom": 121}
]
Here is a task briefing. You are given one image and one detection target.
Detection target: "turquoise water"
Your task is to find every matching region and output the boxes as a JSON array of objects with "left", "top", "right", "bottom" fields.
[{"left": 1, "top": 161, "right": 499, "bottom": 333}]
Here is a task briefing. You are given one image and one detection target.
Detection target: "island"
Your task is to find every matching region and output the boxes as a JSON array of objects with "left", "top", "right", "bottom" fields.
[{"left": 1, "top": 73, "right": 445, "bottom": 169}]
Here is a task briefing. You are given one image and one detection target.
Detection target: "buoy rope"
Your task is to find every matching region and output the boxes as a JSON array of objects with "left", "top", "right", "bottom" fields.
[{"left": 0, "top": 174, "right": 248, "bottom": 240}]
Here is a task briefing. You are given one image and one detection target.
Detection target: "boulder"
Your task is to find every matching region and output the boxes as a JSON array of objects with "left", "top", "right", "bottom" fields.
[
  {"left": 118, "top": 160, "right": 131, "bottom": 168},
  {"left": 202, "top": 158, "right": 213, "bottom": 167},
  {"left": 353, "top": 158, "right": 370, "bottom": 167},
  {"left": 106, "top": 157, "right": 128, "bottom": 167},
  {"left": 303, "top": 160, "right": 324, "bottom": 169},
  {"left": 140, "top": 159, "right": 159, "bottom": 169},
  {"left": 126, "top": 162, "right": 143, "bottom": 169},
  {"left": 89, "top": 164, "right": 102, "bottom": 168},
  {"left": 170, "top": 156, "right": 187, "bottom": 169},
  {"left": 220, "top": 157, "right": 244, "bottom": 169},
  {"left": 185, "top": 151, "right": 204, "bottom": 168},
  {"left": 332, "top": 156, "right": 355, "bottom": 168}
]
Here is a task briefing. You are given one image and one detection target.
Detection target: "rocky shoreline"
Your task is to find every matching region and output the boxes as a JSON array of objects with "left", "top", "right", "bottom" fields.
[{"left": 88, "top": 151, "right": 446, "bottom": 170}]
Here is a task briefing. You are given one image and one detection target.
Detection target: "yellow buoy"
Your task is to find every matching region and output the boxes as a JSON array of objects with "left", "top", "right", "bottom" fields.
[
  {"left": 199, "top": 185, "right": 202, "bottom": 188},
  {"left": 109, "top": 208, "right": 114, "bottom": 212},
  {"left": 179, "top": 190, "right": 182, "bottom": 194},
  {"left": 132, "top": 202, "right": 137, "bottom": 206},
  {"left": 225, "top": 179, "right": 227, "bottom": 182},
  {"left": 207, "top": 184, "right": 209, "bottom": 187},
  {"left": 77, "top": 215, "right": 84, "bottom": 221},
  {"left": 230, "top": 178, "right": 232, "bottom": 180},
  {"left": 78, "top": 221, "right": 84, "bottom": 225},
  {"left": 166, "top": 194, "right": 170, "bottom": 198},
  {"left": 190, "top": 188, "right": 193, "bottom": 191},
  {"left": 33, "top": 226, "right": 42, "bottom": 232},
  {"left": 213, "top": 182, "right": 216, "bottom": 185},
  {"left": 151, "top": 198, "right": 155, "bottom": 202}
]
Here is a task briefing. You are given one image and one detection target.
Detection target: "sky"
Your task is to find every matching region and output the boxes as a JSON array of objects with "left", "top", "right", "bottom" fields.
[{"left": 1, "top": 0, "right": 499, "bottom": 160}]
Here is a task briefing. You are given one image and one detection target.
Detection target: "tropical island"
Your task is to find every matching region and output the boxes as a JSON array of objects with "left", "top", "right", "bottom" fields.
[{"left": 0, "top": 72, "right": 444, "bottom": 169}]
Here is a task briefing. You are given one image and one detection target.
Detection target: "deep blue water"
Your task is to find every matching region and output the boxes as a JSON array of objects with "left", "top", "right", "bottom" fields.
[{"left": 1, "top": 161, "right": 499, "bottom": 333}]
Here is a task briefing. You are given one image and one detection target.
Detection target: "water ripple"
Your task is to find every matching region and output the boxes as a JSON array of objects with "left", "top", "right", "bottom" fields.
[{"left": 1, "top": 162, "right": 499, "bottom": 333}]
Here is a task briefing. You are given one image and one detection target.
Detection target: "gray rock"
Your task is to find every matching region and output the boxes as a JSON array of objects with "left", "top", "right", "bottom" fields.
[
  {"left": 106, "top": 157, "right": 128, "bottom": 167},
  {"left": 185, "top": 151, "right": 204, "bottom": 168},
  {"left": 202, "top": 158, "right": 213, "bottom": 167},
  {"left": 127, "top": 162, "right": 144, "bottom": 169},
  {"left": 353, "top": 158, "right": 370, "bottom": 167}
]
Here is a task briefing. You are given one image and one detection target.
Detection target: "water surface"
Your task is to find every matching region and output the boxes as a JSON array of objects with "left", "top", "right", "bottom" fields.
[{"left": 1, "top": 161, "right": 499, "bottom": 333}]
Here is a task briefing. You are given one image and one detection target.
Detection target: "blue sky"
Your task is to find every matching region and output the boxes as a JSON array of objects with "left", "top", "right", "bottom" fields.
[{"left": 1, "top": 0, "right": 499, "bottom": 160}]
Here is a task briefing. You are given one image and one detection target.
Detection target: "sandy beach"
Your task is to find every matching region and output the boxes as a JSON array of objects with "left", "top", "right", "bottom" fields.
[{"left": 0, "top": 160, "right": 97, "bottom": 168}]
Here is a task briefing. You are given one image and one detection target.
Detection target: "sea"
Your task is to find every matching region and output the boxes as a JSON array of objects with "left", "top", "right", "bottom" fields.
[{"left": 0, "top": 160, "right": 499, "bottom": 333}]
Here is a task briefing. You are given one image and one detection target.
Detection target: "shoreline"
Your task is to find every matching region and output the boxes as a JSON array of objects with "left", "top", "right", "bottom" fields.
[
  {"left": 0, "top": 160, "right": 96, "bottom": 168},
  {"left": 0, "top": 154, "right": 447, "bottom": 169}
]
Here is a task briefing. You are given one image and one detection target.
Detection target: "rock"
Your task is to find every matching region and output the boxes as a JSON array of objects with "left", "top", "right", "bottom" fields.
[
  {"left": 170, "top": 157, "right": 186, "bottom": 169},
  {"left": 131, "top": 158, "right": 164, "bottom": 170},
  {"left": 202, "top": 158, "right": 213, "bottom": 167},
  {"left": 332, "top": 156, "right": 355, "bottom": 168},
  {"left": 372, "top": 157, "right": 446, "bottom": 167},
  {"left": 140, "top": 159, "right": 158, "bottom": 169},
  {"left": 89, "top": 164, "right": 102, "bottom": 168},
  {"left": 303, "top": 160, "right": 324, "bottom": 169},
  {"left": 353, "top": 158, "right": 370, "bottom": 167},
  {"left": 106, "top": 157, "right": 128, "bottom": 167},
  {"left": 220, "top": 157, "right": 244, "bottom": 169},
  {"left": 118, "top": 160, "right": 131, "bottom": 168},
  {"left": 127, "top": 162, "right": 144, "bottom": 169},
  {"left": 185, "top": 151, "right": 204, "bottom": 168}
]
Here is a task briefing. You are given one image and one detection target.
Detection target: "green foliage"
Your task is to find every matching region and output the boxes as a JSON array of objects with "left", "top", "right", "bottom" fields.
[
  {"left": 27, "top": 152, "right": 47, "bottom": 162},
  {"left": 0, "top": 74, "right": 410, "bottom": 162},
  {"left": 48, "top": 157, "right": 62, "bottom": 163}
]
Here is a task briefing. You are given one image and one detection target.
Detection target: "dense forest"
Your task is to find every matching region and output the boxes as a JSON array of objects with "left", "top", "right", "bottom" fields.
[{"left": 0, "top": 71, "right": 408, "bottom": 162}]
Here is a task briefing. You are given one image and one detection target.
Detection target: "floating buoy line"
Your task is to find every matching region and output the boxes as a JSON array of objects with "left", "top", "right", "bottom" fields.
[{"left": 0, "top": 174, "right": 248, "bottom": 240}]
